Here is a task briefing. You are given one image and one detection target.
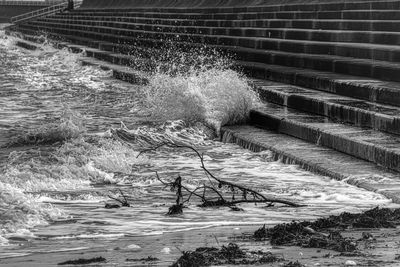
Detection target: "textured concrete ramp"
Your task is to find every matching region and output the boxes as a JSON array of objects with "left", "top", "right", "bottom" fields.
[{"left": 79, "top": 0, "right": 385, "bottom": 9}]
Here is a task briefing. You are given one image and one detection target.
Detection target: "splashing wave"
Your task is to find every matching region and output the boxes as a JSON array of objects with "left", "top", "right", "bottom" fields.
[{"left": 144, "top": 68, "right": 260, "bottom": 131}]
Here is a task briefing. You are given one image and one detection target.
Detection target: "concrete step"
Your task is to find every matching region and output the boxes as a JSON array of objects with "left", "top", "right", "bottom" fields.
[
  {"left": 18, "top": 22, "right": 400, "bottom": 83},
  {"left": 80, "top": 57, "right": 149, "bottom": 84},
  {"left": 40, "top": 16, "right": 400, "bottom": 33},
  {"left": 32, "top": 18, "right": 400, "bottom": 63},
  {"left": 28, "top": 19, "right": 400, "bottom": 47},
  {"left": 240, "top": 60, "right": 400, "bottom": 108},
  {"left": 250, "top": 101, "right": 400, "bottom": 173},
  {"left": 63, "top": 10, "right": 400, "bottom": 20},
  {"left": 74, "top": 1, "right": 400, "bottom": 13},
  {"left": 221, "top": 124, "right": 400, "bottom": 203},
  {"left": 253, "top": 80, "right": 400, "bottom": 136},
  {"left": 13, "top": 25, "right": 400, "bottom": 108},
  {"left": 232, "top": 47, "right": 400, "bottom": 83},
  {"left": 9, "top": 33, "right": 149, "bottom": 84},
  {"left": 14, "top": 31, "right": 157, "bottom": 73}
]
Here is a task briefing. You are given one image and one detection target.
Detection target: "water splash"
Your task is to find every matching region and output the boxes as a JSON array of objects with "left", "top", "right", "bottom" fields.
[
  {"left": 144, "top": 68, "right": 260, "bottom": 132},
  {"left": 0, "top": 29, "right": 16, "bottom": 49},
  {"left": 120, "top": 41, "right": 261, "bottom": 132},
  {"left": 0, "top": 182, "right": 64, "bottom": 246}
]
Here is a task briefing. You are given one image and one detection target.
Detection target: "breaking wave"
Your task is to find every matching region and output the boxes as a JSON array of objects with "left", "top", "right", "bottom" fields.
[
  {"left": 144, "top": 68, "right": 260, "bottom": 132},
  {"left": 142, "top": 44, "right": 260, "bottom": 132},
  {"left": 0, "top": 182, "right": 63, "bottom": 246}
]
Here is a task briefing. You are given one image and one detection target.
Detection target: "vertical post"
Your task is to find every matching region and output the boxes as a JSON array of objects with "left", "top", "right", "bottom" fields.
[{"left": 67, "top": 0, "right": 73, "bottom": 10}]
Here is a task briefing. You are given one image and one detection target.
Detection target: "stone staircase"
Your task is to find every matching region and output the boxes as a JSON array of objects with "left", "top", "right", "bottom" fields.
[{"left": 8, "top": 0, "right": 400, "bottom": 202}]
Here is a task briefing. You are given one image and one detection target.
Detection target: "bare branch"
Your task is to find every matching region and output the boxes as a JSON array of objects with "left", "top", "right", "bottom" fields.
[{"left": 140, "top": 142, "right": 302, "bottom": 208}]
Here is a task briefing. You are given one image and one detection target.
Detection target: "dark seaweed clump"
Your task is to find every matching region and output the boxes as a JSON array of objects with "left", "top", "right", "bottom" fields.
[
  {"left": 283, "top": 261, "right": 306, "bottom": 267},
  {"left": 126, "top": 256, "right": 159, "bottom": 262},
  {"left": 171, "top": 243, "right": 282, "bottom": 267},
  {"left": 312, "top": 207, "right": 400, "bottom": 229},
  {"left": 255, "top": 223, "right": 356, "bottom": 252},
  {"left": 58, "top": 257, "right": 106, "bottom": 265},
  {"left": 254, "top": 207, "right": 400, "bottom": 252}
]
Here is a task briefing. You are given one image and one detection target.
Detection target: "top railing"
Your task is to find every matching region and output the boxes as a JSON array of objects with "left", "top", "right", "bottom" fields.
[
  {"left": 0, "top": 0, "right": 63, "bottom": 6},
  {"left": 10, "top": 0, "right": 82, "bottom": 24}
]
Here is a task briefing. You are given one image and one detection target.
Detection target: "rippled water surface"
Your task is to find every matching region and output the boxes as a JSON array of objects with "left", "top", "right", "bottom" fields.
[{"left": 0, "top": 27, "right": 397, "bottom": 261}]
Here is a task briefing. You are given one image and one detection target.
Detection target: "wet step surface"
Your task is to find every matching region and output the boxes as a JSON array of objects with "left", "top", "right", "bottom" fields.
[
  {"left": 239, "top": 60, "right": 400, "bottom": 107},
  {"left": 221, "top": 125, "right": 400, "bottom": 203},
  {"left": 251, "top": 101, "right": 400, "bottom": 172},
  {"left": 253, "top": 79, "right": 400, "bottom": 135}
]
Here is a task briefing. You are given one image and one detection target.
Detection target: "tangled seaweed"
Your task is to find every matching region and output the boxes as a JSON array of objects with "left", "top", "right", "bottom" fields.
[
  {"left": 254, "top": 223, "right": 356, "bottom": 252},
  {"left": 171, "top": 243, "right": 282, "bottom": 267},
  {"left": 58, "top": 257, "right": 106, "bottom": 265},
  {"left": 311, "top": 207, "right": 400, "bottom": 229},
  {"left": 254, "top": 207, "right": 400, "bottom": 252},
  {"left": 126, "top": 256, "right": 159, "bottom": 262},
  {"left": 283, "top": 261, "right": 306, "bottom": 267}
]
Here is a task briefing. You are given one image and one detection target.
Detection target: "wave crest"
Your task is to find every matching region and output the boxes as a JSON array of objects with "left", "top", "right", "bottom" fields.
[
  {"left": 0, "top": 182, "right": 64, "bottom": 245},
  {"left": 144, "top": 67, "right": 260, "bottom": 131},
  {"left": 8, "top": 108, "right": 85, "bottom": 147}
]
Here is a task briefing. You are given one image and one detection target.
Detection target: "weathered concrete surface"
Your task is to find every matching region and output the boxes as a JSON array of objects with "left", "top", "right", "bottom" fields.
[
  {"left": 221, "top": 125, "right": 400, "bottom": 204},
  {"left": 253, "top": 79, "right": 400, "bottom": 136},
  {"left": 79, "top": 0, "right": 400, "bottom": 10},
  {"left": 250, "top": 101, "right": 400, "bottom": 173}
]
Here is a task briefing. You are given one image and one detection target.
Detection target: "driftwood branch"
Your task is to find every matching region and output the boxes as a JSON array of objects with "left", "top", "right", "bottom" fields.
[
  {"left": 107, "top": 189, "right": 130, "bottom": 208},
  {"left": 143, "top": 142, "right": 302, "bottom": 210}
]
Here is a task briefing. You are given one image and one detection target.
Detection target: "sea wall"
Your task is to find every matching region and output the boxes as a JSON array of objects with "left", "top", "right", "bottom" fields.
[
  {"left": 0, "top": 4, "right": 48, "bottom": 22},
  {"left": 79, "top": 0, "right": 390, "bottom": 9}
]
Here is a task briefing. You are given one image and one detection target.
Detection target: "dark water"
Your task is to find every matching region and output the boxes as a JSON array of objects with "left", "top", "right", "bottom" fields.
[{"left": 0, "top": 28, "right": 395, "bottom": 260}]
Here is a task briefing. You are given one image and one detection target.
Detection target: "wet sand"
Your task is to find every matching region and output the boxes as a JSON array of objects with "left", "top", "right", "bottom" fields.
[{"left": 1, "top": 224, "right": 400, "bottom": 266}]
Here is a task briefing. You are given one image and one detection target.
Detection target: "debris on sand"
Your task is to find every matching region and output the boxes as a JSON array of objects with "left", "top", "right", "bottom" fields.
[
  {"left": 253, "top": 207, "right": 400, "bottom": 252},
  {"left": 58, "top": 256, "right": 106, "bottom": 265},
  {"left": 283, "top": 261, "right": 305, "bottom": 267},
  {"left": 170, "top": 243, "right": 282, "bottom": 267},
  {"left": 126, "top": 256, "right": 159, "bottom": 262},
  {"left": 254, "top": 222, "right": 356, "bottom": 252},
  {"left": 310, "top": 207, "right": 400, "bottom": 229}
]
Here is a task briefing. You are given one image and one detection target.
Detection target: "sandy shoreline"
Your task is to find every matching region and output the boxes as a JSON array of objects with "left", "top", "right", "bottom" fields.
[{"left": 1, "top": 223, "right": 400, "bottom": 266}]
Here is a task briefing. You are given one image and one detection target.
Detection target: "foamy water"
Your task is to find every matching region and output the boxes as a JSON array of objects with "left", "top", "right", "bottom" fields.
[{"left": 0, "top": 28, "right": 397, "bottom": 258}]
